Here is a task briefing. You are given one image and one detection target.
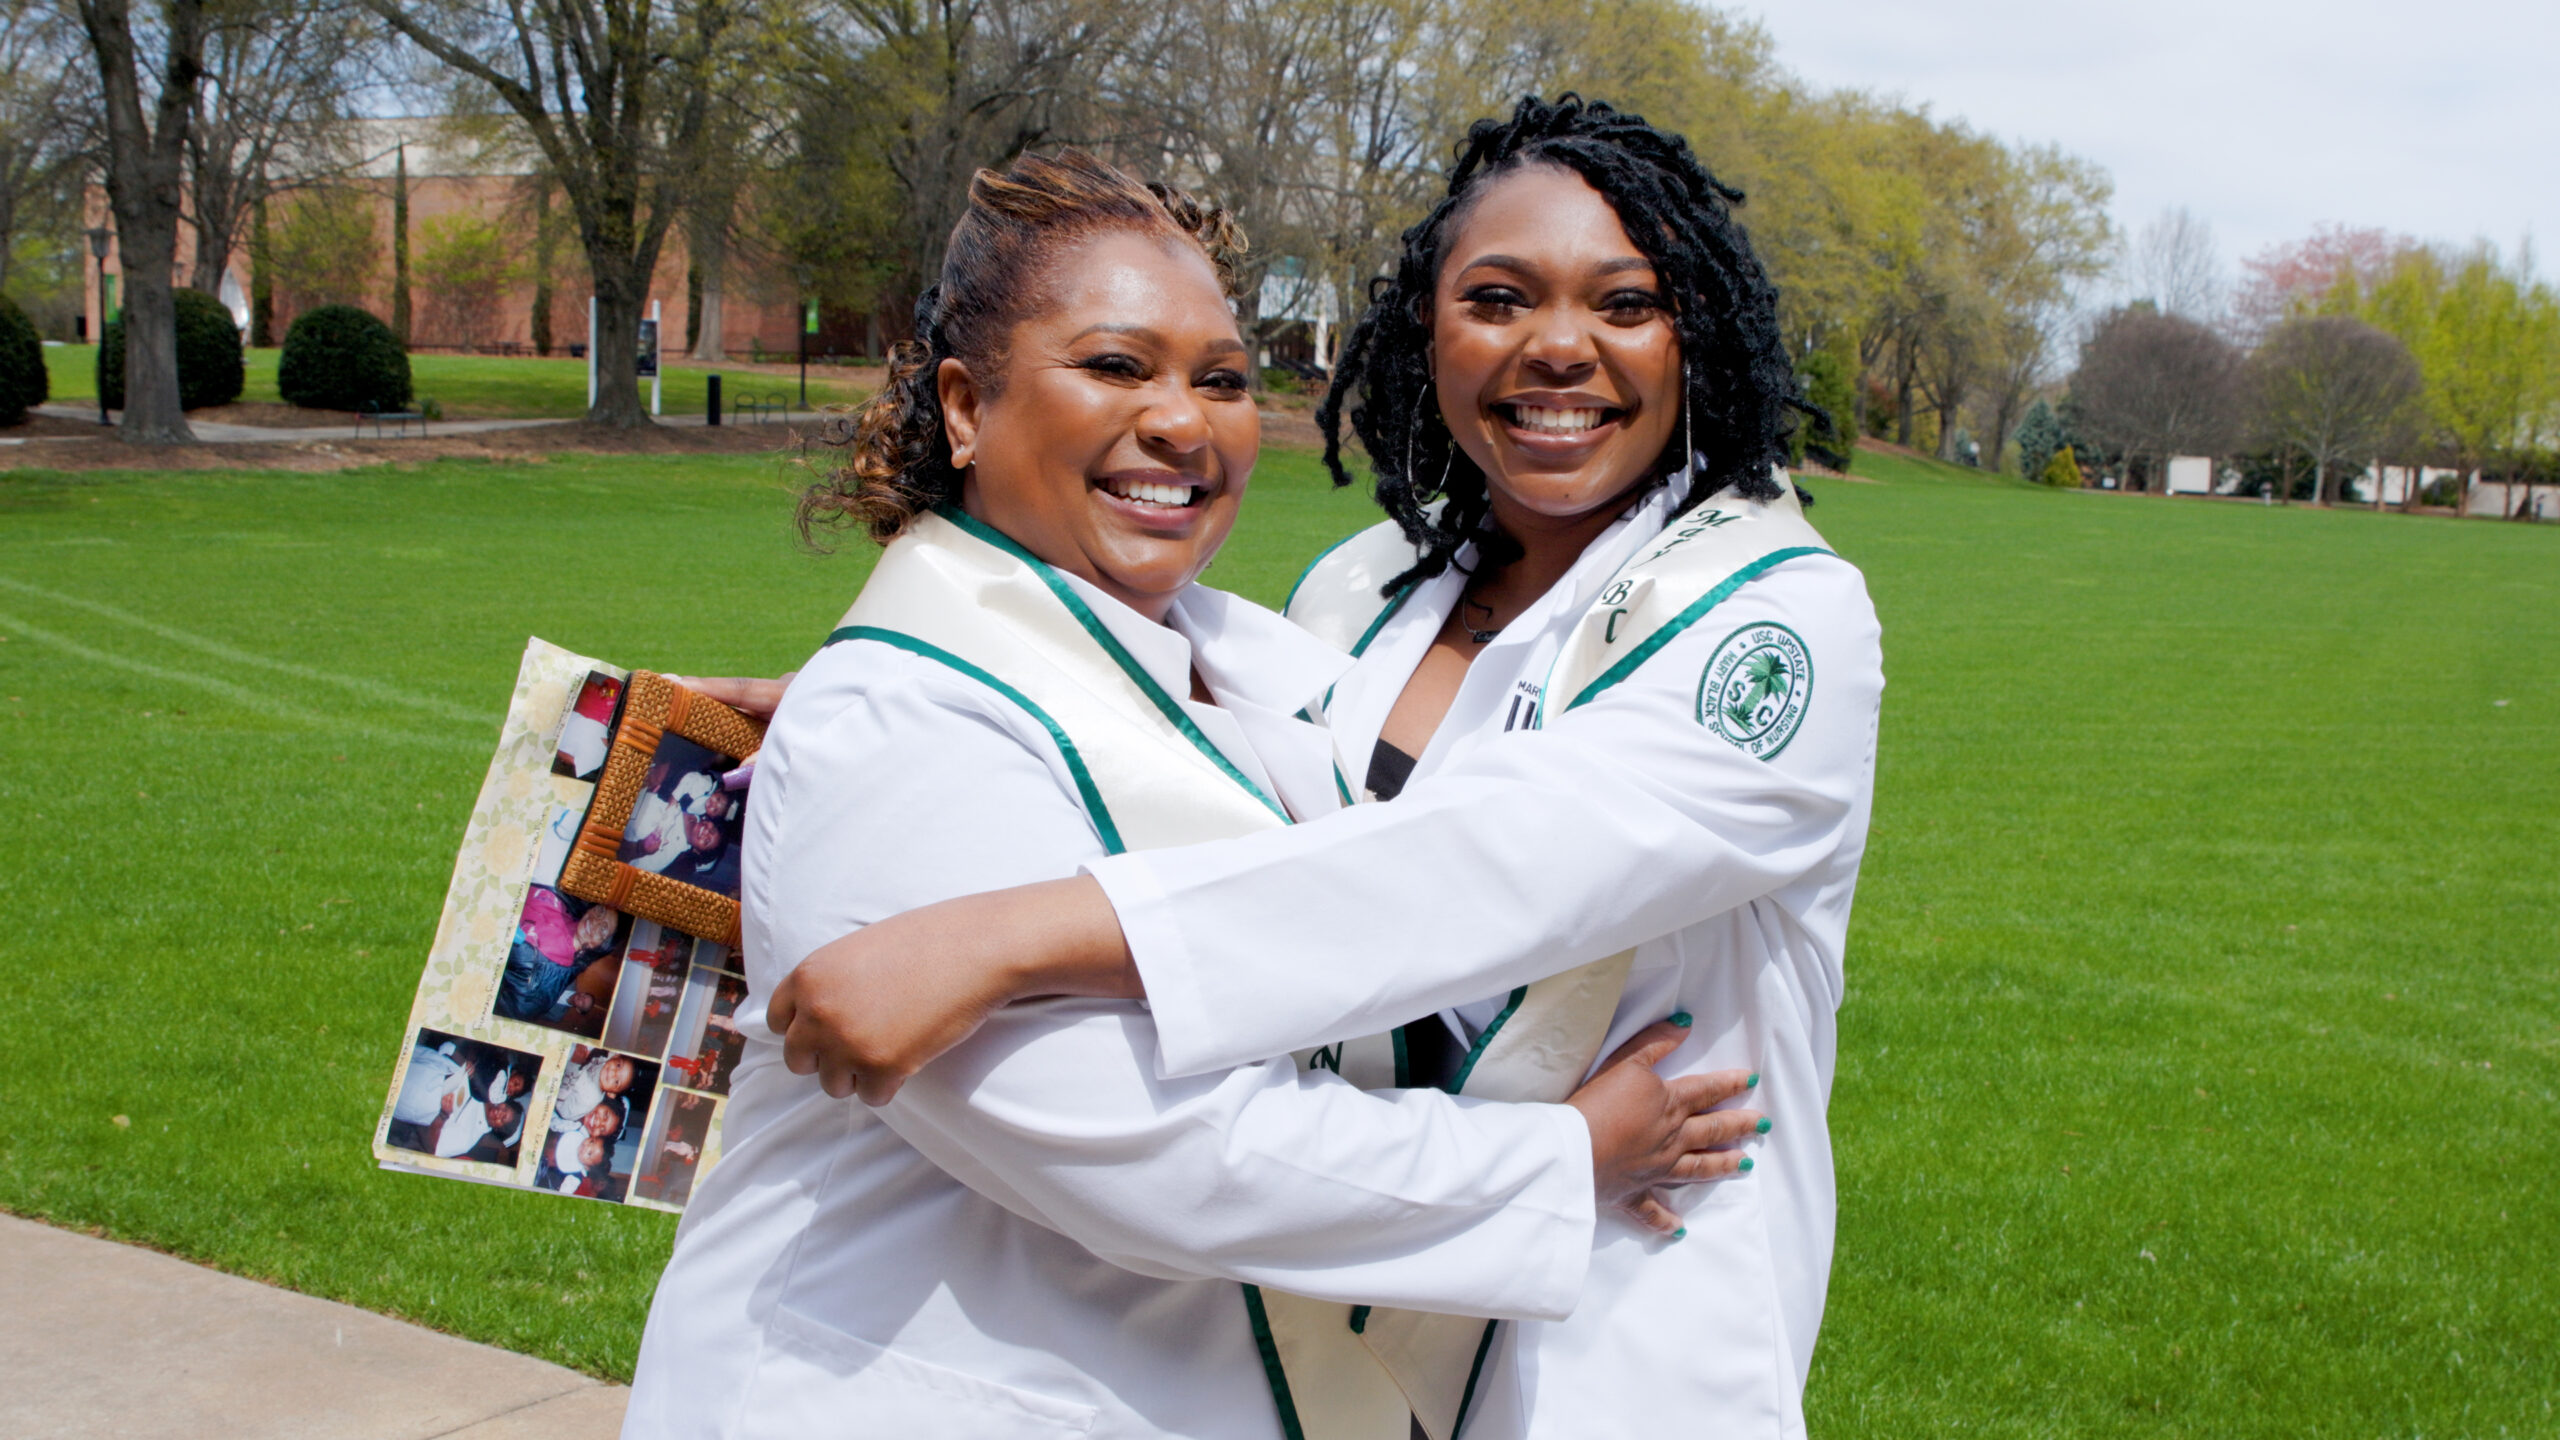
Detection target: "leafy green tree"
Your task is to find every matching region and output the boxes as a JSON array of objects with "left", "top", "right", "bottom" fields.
[
  {"left": 266, "top": 185, "right": 380, "bottom": 318},
  {"left": 1793, "top": 348, "right": 1856, "bottom": 471},
  {"left": 2332, "top": 242, "right": 2560, "bottom": 513},
  {"left": 413, "top": 213, "right": 522, "bottom": 352}
]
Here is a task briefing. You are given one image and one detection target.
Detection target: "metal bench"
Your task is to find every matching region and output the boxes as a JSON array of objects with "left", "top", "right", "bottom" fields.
[{"left": 356, "top": 401, "right": 426, "bottom": 438}]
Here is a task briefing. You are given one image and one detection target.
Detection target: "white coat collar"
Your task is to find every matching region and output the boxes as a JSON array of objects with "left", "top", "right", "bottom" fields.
[
  {"left": 1050, "top": 569, "right": 1353, "bottom": 821},
  {"left": 1047, "top": 569, "right": 1350, "bottom": 718},
  {"left": 1327, "top": 482, "right": 1682, "bottom": 765}
]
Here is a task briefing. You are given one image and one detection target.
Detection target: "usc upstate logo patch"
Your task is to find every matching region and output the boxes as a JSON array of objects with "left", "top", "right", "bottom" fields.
[{"left": 1698, "top": 623, "right": 1811, "bottom": 758}]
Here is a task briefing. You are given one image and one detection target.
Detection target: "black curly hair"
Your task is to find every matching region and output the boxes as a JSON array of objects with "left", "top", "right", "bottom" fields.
[{"left": 1316, "top": 94, "right": 1800, "bottom": 593}]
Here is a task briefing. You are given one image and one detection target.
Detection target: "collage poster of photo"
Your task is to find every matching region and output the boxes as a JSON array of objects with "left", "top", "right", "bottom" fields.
[{"left": 375, "top": 644, "right": 743, "bottom": 1213}]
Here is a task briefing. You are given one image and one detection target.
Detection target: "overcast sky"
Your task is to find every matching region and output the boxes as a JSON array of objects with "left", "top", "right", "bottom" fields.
[{"left": 1743, "top": 0, "right": 2560, "bottom": 279}]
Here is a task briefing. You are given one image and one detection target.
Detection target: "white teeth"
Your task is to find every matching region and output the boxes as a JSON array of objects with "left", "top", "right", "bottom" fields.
[
  {"left": 1511, "top": 405, "right": 1606, "bottom": 435},
  {"left": 1103, "top": 479, "right": 1196, "bottom": 508}
]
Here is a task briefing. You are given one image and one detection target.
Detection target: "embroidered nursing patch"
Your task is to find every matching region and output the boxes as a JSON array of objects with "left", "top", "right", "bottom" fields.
[{"left": 1698, "top": 623, "right": 1812, "bottom": 758}]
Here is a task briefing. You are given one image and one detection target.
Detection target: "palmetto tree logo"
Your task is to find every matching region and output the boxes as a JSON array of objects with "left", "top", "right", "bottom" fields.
[{"left": 1699, "top": 623, "right": 1812, "bottom": 758}]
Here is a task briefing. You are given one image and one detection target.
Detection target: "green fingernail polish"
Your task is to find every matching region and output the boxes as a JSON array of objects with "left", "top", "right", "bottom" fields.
[
  {"left": 1670, "top": 1227, "right": 1687, "bottom": 1241},
  {"left": 1755, "top": 1116, "right": 1772, "bottom": 1134},
  {"left": 1746, "top": 1072, "right": 1760, "bottom": 1087},
  {"left": 1739, "top": 1156, "right": 1755, "bottom": 1173},
  {"left": 1670, "top": 1011, "right": 1693, "bottom": 1027}
]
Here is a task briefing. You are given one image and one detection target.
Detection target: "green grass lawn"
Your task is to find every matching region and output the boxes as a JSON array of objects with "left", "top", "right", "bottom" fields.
[
  {"left": 39, "top": 344, "right": 870, "bottom": 419},
  {"left": 0, "top": 445, "right": 2553, "bottom": 1433}
]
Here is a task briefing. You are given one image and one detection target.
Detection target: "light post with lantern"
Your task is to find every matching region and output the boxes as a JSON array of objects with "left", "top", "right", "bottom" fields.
[{"left": 86, "top": 226, "right": 112, "bottom": 426}]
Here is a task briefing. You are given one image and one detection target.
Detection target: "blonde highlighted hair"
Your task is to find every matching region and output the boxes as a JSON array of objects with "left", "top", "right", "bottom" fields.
[{"left": 800, "top": 150, "right": 1248, "bottom": 544}]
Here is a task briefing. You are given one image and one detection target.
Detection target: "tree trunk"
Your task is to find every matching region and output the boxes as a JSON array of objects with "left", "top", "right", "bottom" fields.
[
  {"left": 390, "top": 143, "right": 411, "bottom": 344},
  {"left": 688, "top": 224, "right": 726, "bottom": 362},
  {"left": 1985, "top": 391, "right": 2017, "bottom": 473},
  {"left": 1893, "top": 362, "right": 1914, "bottom": 448},
  {"left": 189, "top": 206, "right": 231, "bottom": 294},
  {"left": 81, "top": 0, "right": 202, "bottom": 446},
  {"left": 248, "top": 188, "right": 273, "bottom": 347},
  {"left": 530, "top": 182, "right": 555, "bottom": 356},
  {"left": 587, "top": 253, "right": 648, "bottom": 427},
  {"left": 2312, "top": 457, "right": 2328, "bottom": 506}
]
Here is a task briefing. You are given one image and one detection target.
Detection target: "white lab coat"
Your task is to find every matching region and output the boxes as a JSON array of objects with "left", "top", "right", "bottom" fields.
[
  {"left": 626, "top": 572, "right": 1598, "bottom": 1440},
  {"left": 1091, "top": 483, "right": 1884, "bottom": 1439}
]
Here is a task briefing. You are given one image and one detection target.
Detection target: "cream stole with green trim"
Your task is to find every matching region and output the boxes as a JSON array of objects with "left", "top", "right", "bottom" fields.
[
  {"left": 831, "top": 508, "right": 1291, "bottom": 854},
  {"left": 830, "top": 511, "right": 1420, "bottom": 1440},
  {"left": 1267, "top": 477, "right": 1832, "bottom": 1440}
]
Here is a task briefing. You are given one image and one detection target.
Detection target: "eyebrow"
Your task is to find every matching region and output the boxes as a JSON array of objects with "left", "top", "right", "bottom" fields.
[
  {"left": 1067, "top": 322, "right": 1248, "bottom": 358},
  {"left": 1453, "top": 254, "right": 1657, "bottom": 279}
]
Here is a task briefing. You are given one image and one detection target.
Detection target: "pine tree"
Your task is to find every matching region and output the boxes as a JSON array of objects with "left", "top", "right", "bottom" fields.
[{"left": 2013, "top": 398, "right": 2063, "bottom": 483}]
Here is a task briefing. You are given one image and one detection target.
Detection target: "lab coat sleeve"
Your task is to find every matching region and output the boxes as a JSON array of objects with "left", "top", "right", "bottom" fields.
[
  {"left": 1094, "top": 555, "right": 1885, "bottom": 1078},
  {"left": 764, "top": 644, "right": 1597, "bottom": 1320}
]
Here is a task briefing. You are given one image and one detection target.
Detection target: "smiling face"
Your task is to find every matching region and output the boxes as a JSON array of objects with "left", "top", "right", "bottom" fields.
[
  {"left": 942, "top": 228, "right": 1257, "bottom": 622},
  {"left": 1431, "top": 164, "right": 1683, "bottom": 535}
]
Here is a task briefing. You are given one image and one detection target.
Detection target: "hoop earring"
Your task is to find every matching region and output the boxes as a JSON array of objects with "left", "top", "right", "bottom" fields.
[
  {"left": 1680, "top": 362, "right": 1695, "bottom": 479},
  {"left": 1406, "top": 382, "right": 1434, "bottom": 487}
]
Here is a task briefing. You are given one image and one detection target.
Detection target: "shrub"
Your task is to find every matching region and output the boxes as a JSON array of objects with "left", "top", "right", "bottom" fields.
[
  {"left": 0, "top": 294, "right": 46, "bottom": 426},
  {"left": 2040, "top": 444, "right": 2082, "bottom": 488},
  {"left": 97, "top": 288, "right": 246, "bottom": 411},
  {"left": 278, "top": 304, "right": 412, "bottom": 413}
]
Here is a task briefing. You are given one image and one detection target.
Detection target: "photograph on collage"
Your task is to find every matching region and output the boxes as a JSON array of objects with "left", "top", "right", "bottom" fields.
[
  {"left": 632, "top": 1090, "right": 721, "bottom": 1207},
  {"left": 663, "top": 956, "right": 750, "bottom": 1096},
  {"left": 615, "top": 731, "right": 747, "bottom": 900},
  {"left": 385, "top": 1028, "right": 540, "bottom": 1167},
  {"left": 602, "top": 920, "right": 695, "bottom": 1057},
  {"left": 551, "top": 671, "right": 625, "bottom": 782},
  {"left": 535, "top": 1044, "right": 660, "bottom": 1203},
  {"left": 494, "top": 882, "right": 631, "bottom": 1039}
]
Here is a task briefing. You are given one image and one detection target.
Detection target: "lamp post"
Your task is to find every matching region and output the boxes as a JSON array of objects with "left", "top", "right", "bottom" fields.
[
  {"left": 86, "top": 226, "right": 112, "bottom": 425},
  {"left": 793, "top": 265, "right": 813, "bottom": 410}
]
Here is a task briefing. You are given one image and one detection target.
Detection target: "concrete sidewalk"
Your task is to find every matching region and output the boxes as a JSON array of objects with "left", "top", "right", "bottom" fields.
[
  {"left": 32, "top": 404, "right": 565, "bottom": 443},
  {"left": 1, "top": 1213, "right": 627, "bottom": 1439}
]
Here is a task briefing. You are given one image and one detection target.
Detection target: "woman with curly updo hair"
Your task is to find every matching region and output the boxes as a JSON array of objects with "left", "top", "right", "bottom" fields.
[
  {"left": 627, "top": 146, "right": 1750, "bottom": 1440},
  {"left": 767, "top": 97, "right": 1888, "bottom": 1438}
]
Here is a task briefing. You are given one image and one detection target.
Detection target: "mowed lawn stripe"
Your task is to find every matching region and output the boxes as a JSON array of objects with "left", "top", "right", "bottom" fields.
[
  {"left": 0, "top": 605, "right": 475, "bottom": 750},
  {"left": 0, "top": 446, "right": 2551, "bottom": 1432},
  {"left": 0, "top": 573, "right": 498, "bottom": 727}
]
